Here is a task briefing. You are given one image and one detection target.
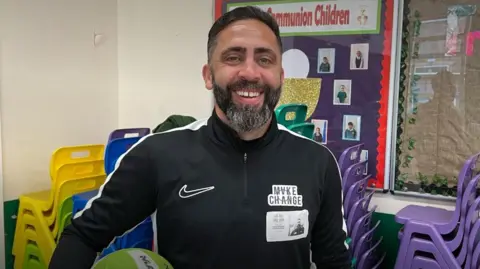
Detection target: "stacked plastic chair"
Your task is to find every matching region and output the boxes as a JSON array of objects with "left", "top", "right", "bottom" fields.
[
  {"left": 107, "top": 127, "right": 150, "bottom": 141},
  {"left": 339, "top": 144, "right": 386, "bottom": 268},
  {"left": 394, "top": 152, "right": 480, "bottom": 269},
  {"left": 71, "top": 128, "right": 154, "bottom": 259},
  {"left": 275, "top": 103, "right": 315, "bottom": 139},
  {"left": 12, "top": 145, "right": 107, "bottom": 269}
]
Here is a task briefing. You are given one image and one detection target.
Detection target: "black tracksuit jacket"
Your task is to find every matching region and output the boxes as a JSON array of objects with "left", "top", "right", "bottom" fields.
[{"left": 49, "top": 111, "right": 350, "bottom": 269}]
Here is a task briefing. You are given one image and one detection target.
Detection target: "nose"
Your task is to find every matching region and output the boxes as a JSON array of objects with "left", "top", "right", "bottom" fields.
[{"left": 237, "top": 58, "right": 261, "bottom": 82}]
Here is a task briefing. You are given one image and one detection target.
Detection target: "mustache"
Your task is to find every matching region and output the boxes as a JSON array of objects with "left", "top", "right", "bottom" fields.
[{"left": 226, "top": 79, "right": 270, "bottom": 92}]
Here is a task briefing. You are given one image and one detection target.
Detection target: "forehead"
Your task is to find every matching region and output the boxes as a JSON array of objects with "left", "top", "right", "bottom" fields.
[{"left": 215, "top": 19, "right": 280, "bottom": 53}]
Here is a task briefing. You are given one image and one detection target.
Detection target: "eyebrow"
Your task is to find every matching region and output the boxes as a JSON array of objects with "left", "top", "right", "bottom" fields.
[
  {"left": 254, "top": 47, "right": 275, "bottom": 55},
  {"left": 221, "top": 46, "right": 275, "bottom": 56},
  {"left": 221, "top": 46, "right": 246, "bottom": 57}
]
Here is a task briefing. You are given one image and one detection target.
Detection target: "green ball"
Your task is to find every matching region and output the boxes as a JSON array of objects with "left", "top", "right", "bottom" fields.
[{"left": 93, "top": 248, "right": 173, "bottom": 269}]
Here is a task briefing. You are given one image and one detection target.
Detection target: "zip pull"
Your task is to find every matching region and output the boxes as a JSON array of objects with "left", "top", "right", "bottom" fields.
[{"left": 244, "top": 153, "right": 247, "bottom": 164}]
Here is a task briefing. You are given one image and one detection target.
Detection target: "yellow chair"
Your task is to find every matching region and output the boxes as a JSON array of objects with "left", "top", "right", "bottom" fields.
[
  {"left": 31, "top": 159, "right": 105, "bottom": 213},
  {"left": 12, "top": 145, "right": 105, "bottom": 269},
  {"left": 13, "top": 160, "right": 105, "bottom": 246},
  {"left": 13, "top": 172, "right": 106, "bottom": 260},
  {"left": 14, "top": 223, "right": 52, "bottom": 269},
  {"left": 49, "top": 145, "right": 105, "bottom": 182}
]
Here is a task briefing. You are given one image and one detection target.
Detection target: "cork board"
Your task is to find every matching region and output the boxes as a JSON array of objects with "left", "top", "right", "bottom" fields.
[{"left": 395, "top": 0, "right": 479, "bottom": 195}]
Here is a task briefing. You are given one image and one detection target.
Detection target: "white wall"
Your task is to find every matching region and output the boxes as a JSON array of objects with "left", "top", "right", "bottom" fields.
[
  {"left": 117, "top": 0, "right": 214, "bottom": 128},
  {"left": 0, "top": 0, "right": 118, "bottom": 200}
]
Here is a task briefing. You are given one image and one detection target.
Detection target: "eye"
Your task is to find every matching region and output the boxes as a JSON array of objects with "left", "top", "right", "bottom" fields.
[
  {"left": 225, "top": 55, "right": 241, "bottom": 63},
  {"left": 258, "top": 57, "right": 272, "bottom": 65}
]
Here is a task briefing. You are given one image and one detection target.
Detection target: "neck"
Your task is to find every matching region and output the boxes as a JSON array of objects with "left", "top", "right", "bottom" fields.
[{"left": 214, "top": 106, "right": 271, "bottom": 141}]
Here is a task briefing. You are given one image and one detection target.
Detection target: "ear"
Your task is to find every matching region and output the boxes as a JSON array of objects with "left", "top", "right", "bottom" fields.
[{"left": 202, "top": 64, "right": 213, "bottom": 90}]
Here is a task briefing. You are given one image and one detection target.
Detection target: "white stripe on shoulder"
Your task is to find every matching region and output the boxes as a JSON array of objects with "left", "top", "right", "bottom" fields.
[
  {"left": 278, "top": 124, "right": 349, "bottom": 249},
  {"left": 155, "top": 118, "right": 209, "bottom": 134}
]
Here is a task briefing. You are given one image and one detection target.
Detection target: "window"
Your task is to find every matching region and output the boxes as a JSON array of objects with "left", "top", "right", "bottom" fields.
[{"left": 393, "top": 0, "right": 478, "bottom": 196}]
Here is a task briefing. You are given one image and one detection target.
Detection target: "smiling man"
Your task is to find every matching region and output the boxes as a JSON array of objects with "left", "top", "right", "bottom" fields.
[{"left": 49, "top": 6, "right": 350, "bottom": 269}]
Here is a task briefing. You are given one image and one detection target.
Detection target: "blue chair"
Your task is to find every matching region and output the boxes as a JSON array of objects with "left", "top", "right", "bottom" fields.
[
  {"left": 72, "top": 190, "right": 98, "bottom": 216},
  {"left": 104, "top": 137, "right": 141, "bottom": 175},
  {"left": 119, "top": 218, "right": 153, "bottom": 249}
]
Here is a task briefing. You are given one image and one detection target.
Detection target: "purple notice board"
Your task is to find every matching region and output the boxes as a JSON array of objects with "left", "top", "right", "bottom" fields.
[{"left": 216, "top": 0, "right": 394, "bottom": 189}]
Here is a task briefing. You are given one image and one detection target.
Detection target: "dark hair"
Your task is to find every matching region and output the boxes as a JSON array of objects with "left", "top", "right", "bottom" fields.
[
  {"left": 207, "top": 6, "right": 282, "bottom": 62},
  {"left": 348, "top": 122, "right": 353, "bottom": 126}
]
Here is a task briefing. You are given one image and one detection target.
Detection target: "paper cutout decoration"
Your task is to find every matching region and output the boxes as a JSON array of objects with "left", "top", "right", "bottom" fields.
[{"left": 466, "top": 31, "right": 480, "bottom": 56}]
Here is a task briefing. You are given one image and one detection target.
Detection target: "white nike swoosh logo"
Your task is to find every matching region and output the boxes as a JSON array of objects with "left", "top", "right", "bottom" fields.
[{"left": 178, "top": 184, "right": 215, "bottom": 198}]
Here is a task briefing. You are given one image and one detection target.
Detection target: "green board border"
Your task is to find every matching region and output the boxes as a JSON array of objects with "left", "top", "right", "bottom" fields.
[{"left": 4, "top": 199, "right": 19, "bottom": 269}]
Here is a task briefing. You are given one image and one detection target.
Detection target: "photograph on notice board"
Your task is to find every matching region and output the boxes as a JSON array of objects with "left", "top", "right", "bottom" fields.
[
  {"left": 350, "top": 43, "right": 369, "bottom": 70},
  {"left": 333, "top": 80, "right": 351, "bottom": 105},
  {"left": 317, "top": 48, "right": 335, "bottom": 74},
  {"left": 342, "top": 115, "right": 361, "bottom": 141},
  {"left": 311, "top": 119, "right": 328, "bottom": 144},
  {"left": 360, "top": 150, "right": 368, "bottom": 175}
]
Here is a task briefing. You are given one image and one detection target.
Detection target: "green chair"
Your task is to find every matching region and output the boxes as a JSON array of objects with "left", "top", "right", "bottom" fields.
[
  {"left": 288, "top": 123, "right": 314, "bottom": 139},
  {"left": 56, "top": 197, "right": 73, "bottom": 242},
  {"left": 23, "top": 242, "right": 47, "bottom": 269},
  {"left": 275, "top": 104, "right": 308, "bottom": 128}
]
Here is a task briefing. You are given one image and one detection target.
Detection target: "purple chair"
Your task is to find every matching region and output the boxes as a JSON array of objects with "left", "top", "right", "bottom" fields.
[
  {"left": 350, "top": 205, "right": 377, "bottom": 253},
  {"left": 347, "top": 191, "right": 374, "bottom": 235},
  {"left": 403, "top": 237, "right": 451, "bottom": 269},
  {"left": 468, "top": 222, "right": 480, "bottom": 269},
  {"left": 370, "top": 252, "right": 386, "bottom": 269},
  {"left": 344, "top": 174, "right": 370, "bottom": 218},
  {"left": 353, "top": 220, "right": 380, "bottom": 263},
  {"left": 395, "top": 173, "right": 480, "bottom": 268},
  {"left": 411, "top": 255, "right": 443, "bottom": 269},
  {"left": 356, "top": 236, "right": 383, "bottom": 269},
  {"left": 342, "top": 160, "right": 368, "bottom": 198},
  {"left": 395, "top": 152, "right": 480, "bottom": 234},
  {"left": 394, "top": 220, "right": 462, "bottom": 269},
  {"left": 464, "top": 198, "right": 480, "bottom": 269},
  {"left": 471, "top": 240, "right": 480, "bottom": 269},
  {"left": 338, "top": 143, "right": 364, "bottom": 176},
  {"left": 467, "top": 220, "right": 480, "bottom": 269},
  {"left": 108, "top": 128, "right": 150, "bottom": 142}
]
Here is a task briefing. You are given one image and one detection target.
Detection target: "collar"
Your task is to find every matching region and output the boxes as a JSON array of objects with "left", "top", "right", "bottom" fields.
[{"left": 207, "top": 109, "right": 279, "bottom": 153}]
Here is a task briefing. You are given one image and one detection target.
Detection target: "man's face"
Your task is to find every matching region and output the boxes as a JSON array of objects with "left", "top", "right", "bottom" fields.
[
  {"left": 340, "top": 85, "right": 345, "bottom": 91},
  {"left": 203, "top": 19, "right": 284, "bottom": 133},
  {"left": 323, "top": 57, "right": 328, "bottom": 63},
  {"left": 348, "top": 124, "right": 353, "bottom": 130},
  {"left": 356, "top": 51, "right": 361, "bottom": 57}
]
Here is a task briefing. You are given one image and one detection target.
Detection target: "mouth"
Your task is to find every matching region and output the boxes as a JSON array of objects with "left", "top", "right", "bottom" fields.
[
  {"left": 235, "top": 90, "right": 263, "bottom": 98},
  {"left": 233, "top": 90, "right": 264, "bottom": 105}
]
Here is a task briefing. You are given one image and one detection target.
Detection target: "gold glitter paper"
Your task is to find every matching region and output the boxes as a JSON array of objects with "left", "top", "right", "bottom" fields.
[{"left": 277, "top": 78, "right": 322, "bottom": 120}]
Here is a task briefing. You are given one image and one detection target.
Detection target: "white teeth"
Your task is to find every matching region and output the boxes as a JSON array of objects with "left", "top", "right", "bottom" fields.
[{"left": 236, "top": 91, "right": 260, "bottom": 97}]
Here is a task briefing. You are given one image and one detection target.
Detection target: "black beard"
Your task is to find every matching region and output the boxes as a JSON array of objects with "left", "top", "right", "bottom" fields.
[{"left": 212, "top": 78, "right": 282, "bottom": 133}]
